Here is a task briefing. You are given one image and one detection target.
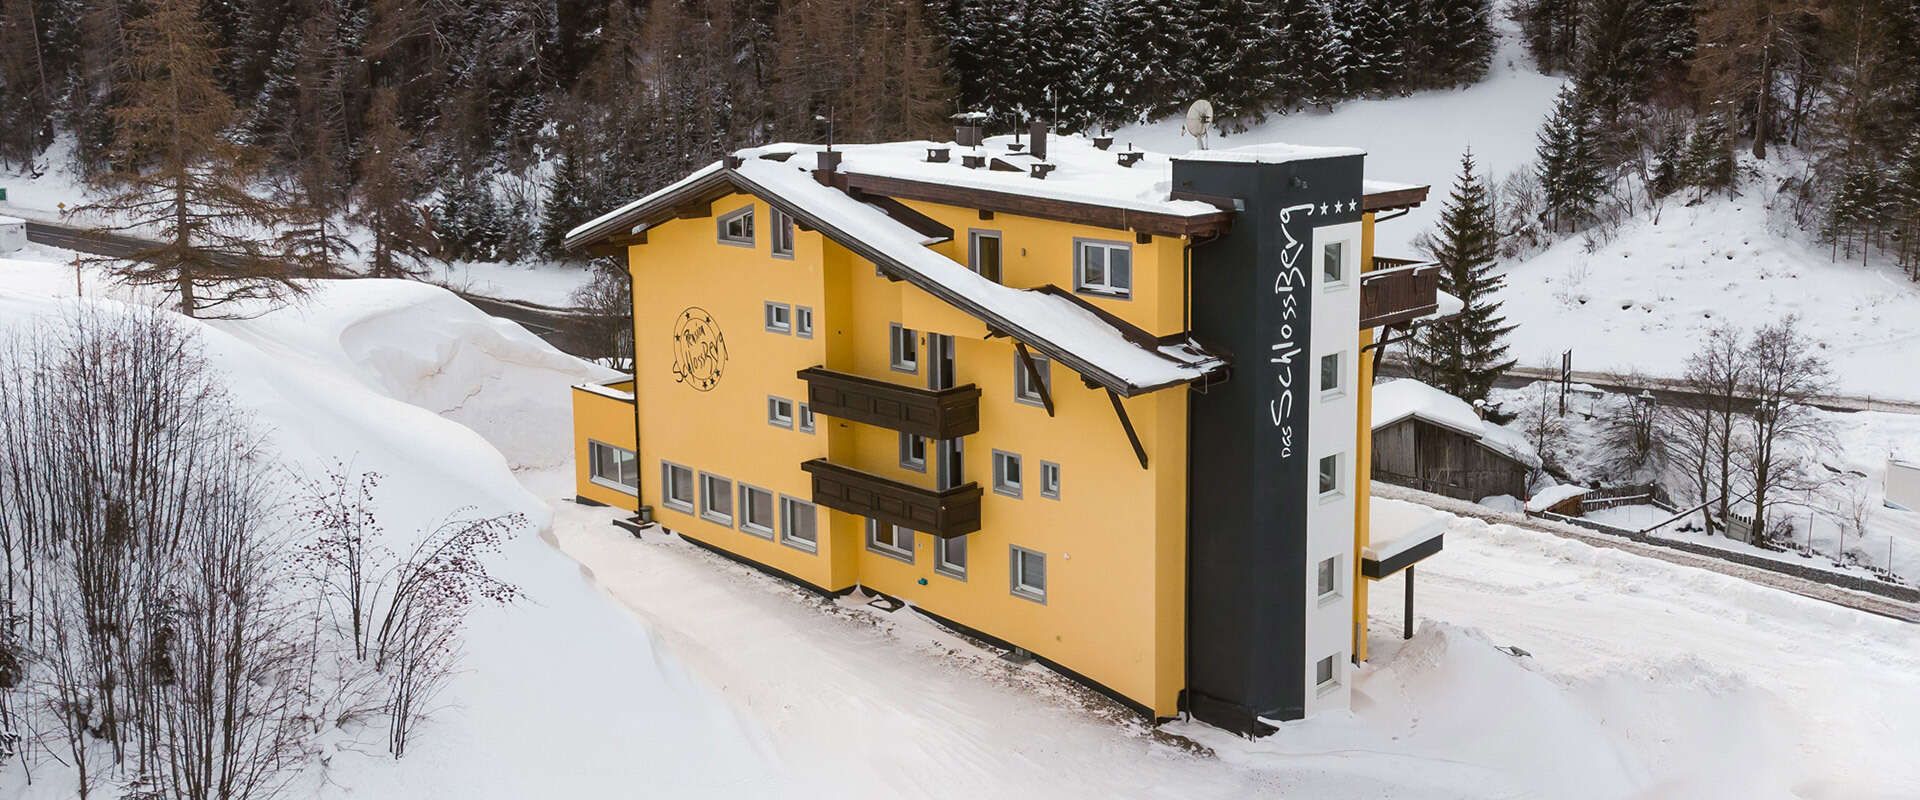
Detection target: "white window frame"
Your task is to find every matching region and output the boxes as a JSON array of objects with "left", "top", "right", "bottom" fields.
[
  {"left": 1013, "top": 352, "right": 1051, "bottom": 407},
  {"left": 1319, "top": 351, "right": 1343, "bottom": 397},
  {"left": 661, "top": 461, "right": 695, "bottom": 513},
  {"left": 1039, "top": 461, "right": 1061, "bottom": 500},
  {"left": 1321, "top": 240, "right": 1348, "bottom": 287},
  {"left": 1010, "top": 545, "right": 1046, "bottom": 603},
  {"left": 899, "top": 432, "right": 927, "bottom": 472},
  {"left": 890, "top": 323, "right": 918, "bottom": 373},
  {"left": 794, "top": 305, "right": 814, "bottom": 338},
  {"left": 1318, "top": 453, "right": 1344, "bottom": 500},
  {"left": 1073, "top": 238, "right": 1133, "bottom": 299},
  {"left": 767, "top": 395, "right": 795, "bottom": 429},
  {"left": 770, "top": 207, "right": 795, "bottom": 257},
  {"left": 992, "top": 450, "right": 1023, "bottom": 498},
  {"left": 797, "top": 403, "right": 815, "bottom": 434},
  {"left": 969, "top": 229, "right": 1002, "bottom": 282},
  {"left": 780, "top": 496, "right": 818, "bottom": 552},
  {"left": 739, "top": 484, "right": 776, "bottom": 538},
  {"left": 718, "top": 205, "right": 755, "bottom": 246},
  {"left": 700, "top": 472, "right": 735, "bottom": 526},
  {"left": 764, "top": 301, "right": 792, "bottom": 334},
  {"left": 1315, "top": 654, "right": 1342, "bottom": 693},
  {"left": 1316, "top": 555, "right": 1341, "bottom": 603},
  {"left": 586, "top": 440, "right": 638, "bottom": 495},
  {"left": 934, "top": 535, "right": 967, "bottom": 580},
  {"left": 866, "top": 518, "right": 916, "bottom": 563}
]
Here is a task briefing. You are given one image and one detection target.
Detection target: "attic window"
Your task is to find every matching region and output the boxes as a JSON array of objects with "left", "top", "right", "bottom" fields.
[
  {"left": 770, "top": 207, "right": 795, "bottom": 257},
  {"left": 717, "top": 205, "right": 754, "bottom": 246}
]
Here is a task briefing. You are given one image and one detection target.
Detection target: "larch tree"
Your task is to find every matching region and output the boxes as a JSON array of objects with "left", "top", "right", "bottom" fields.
[
  {"left": 78, "top": 0, "right": 311, "bottom": 317},
  {"left": 352, "top": 88, "right": 434, "bottom": 279},
  {"left": 1690, "top": 0, "right": 1821, "bottom": 159},
  {"left": 1412, "top": 149, "right": 1517, "bottom": 402}
]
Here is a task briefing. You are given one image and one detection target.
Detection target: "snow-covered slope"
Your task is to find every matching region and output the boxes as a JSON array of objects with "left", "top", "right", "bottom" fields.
[{"left": 0, "top": 261, "right": 786, "bottom": 798}]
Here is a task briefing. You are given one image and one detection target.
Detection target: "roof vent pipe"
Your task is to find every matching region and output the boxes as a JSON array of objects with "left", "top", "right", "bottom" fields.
[
  {"left": 814, "top": 149, "right": 843, "bottom": 187},
  {"left": 1029, "top": 120, "right": 1049, "bottom": 161}
]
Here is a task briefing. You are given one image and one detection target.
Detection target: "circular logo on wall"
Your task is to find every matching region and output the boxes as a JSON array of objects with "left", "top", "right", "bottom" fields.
[{"left": 670, "top": 307, "right": 728, "bottom": 392}]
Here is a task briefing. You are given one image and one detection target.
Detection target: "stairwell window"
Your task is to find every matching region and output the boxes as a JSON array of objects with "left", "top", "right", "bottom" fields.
[
  {"left": 1316, "top": 556, "right": 1341, "bottom": 602},
  {"left": 1322, "top": 240, "right": 1347, "bottom": 286},
  {"left": 1075, "top": 239, "right": 1133, "bottom": 298},
  {"left": 935, "top": 535, "right": 968, "bottom": 579},
  {"left": 797, "top": 403, "right": 815, "bottom": 434},
  {"left": 867, "top": 518, "right": 916, "bottom": 562},
  {"left": 767, "top": 396, "right": 795, "bottom": 428},
  {"left": 890, "top": 323, "right": 919, "bottom": 373},
  {"left": 587, "top": 441, "right": 638, "bottom": 494},
  {"left": 900, "top": 433, "right": 927, "bottom": 472},
  {"left": 1320, "top": 352, "right": 1343, "bottom": 396},
  {"left": 739, "top": 484, "right": 775, "bottom": 538},
  {"left": 700, "top": 473, "right": 735, "bottom": 526},
  {"left": 718, "top": 205, "right": 754, "bottom": 246},
  {"left": 770, "top": 207, "right": 795, "bottom": 257},
  {"left": 1318, "top": 453, "right": 1343, "bottom": 499},
  {"left": 1040, "top": 461, "right": 1061, "bottom": 499},
  {"left": 765, "top": 302, "right": 792, "bottom": 334},
  {"left": 1316, "top": 654, "right": 1341, "bottom": 693},
  {"left": 1014, "top": 352, "right": 1051, "bottom": 406},
  {"left": 661, "top": 462, "right": 694, "bottom": 512},
  {"left": 781, "top": 496, "right": 817, "bottom": 552},
  {"left": 1010, "top": 546, "right": 1046, "bottom": 603},
  {"left": 992, "top": 450, "right": 1023, "bottom": 498}
]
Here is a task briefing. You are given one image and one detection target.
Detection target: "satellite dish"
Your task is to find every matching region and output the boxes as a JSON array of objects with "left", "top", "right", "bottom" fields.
[{"left": 1184, "top": 100, "right": 1214, "bottom": 149}]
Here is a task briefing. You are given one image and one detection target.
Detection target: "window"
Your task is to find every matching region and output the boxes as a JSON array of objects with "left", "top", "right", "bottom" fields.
[
  {"left": 795, "top": 306, "right": 814, "bottom": 338},
  {"left": 661, "top": 461, "right": 695, "bottom": 512},
  {"left": 1075, "top": 239, "right": 1133, "bottom": 298},
  {"left": 1013, "top": 352, "right": 1051, "bottom": 406},
  {"left": 890, "top": 323, "right": 918, "bottom": 372},
  {"left": 1315, "top": 654, "right": 1341, "bottom": 691},
  {"left": 1316, "top": 556, "right": 1340, "bottom": 601},
  {"left": 740, "top": 484, "right": 775, "bottom": 537},
  {"left": 935, "top": 535, "right": 968, "bottom": 579},
  {"left": 992, "top": 450, "right": 1023, "bottom": 498},
  {"left": 700, "top": 473, "right": 734, "bottom": 526},
  {"left": 1040, "top": 461, "right": 1061, "bottom": 499},
  {"left": 764, "top": 302, "right": 792, "bottom": 334},
  {"left": 899, "top": 433, "right": 927, "bottom": 472},
  {"left": 1322, "top": 241, "right": 1347, "bottom": 285},
  {"left": 718, "top": 205, "right": 754, "bottom": 245},
  {"left": 970, "top": 230, "right": 1002, "bottom": 282},
  {"left": 866, "top": 518, "right": 916, "bottom": 562},
  {"left": 781, "top": 496, "right": 817, "bottom": 552},
  {"left": 1318, "top": 454, "right": 1342, "bottom": 497},
  {"left": 768, "top": 396, "right": 795, "bottom": 428},
  {"left": 770, "top": 207, "right": 795, "bottom": 257},
  {"left": 587, "top": 441, "right": 638, "bottom": 494},
  {"left": 1010, "top": 546, "right": 1046, "bottom": 602},
  {"left": 1320, "top": 352, "right": 1342, "bottom": 395},
  {"left": 797, "top": 403, "right": 815, "bottom": 434}
]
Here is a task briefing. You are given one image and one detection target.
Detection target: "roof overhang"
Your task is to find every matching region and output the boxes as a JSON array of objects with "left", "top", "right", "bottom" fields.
[{"left": 1362, "top": 184, "right": 1431, "bottom": 213}]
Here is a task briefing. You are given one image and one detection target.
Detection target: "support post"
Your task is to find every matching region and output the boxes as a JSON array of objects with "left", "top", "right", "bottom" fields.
[
  {"left": 1014, "top": 341, "right": 1055, "bottom": 417},
  {"left": 1106, "top": 389, "right": 1148, "bottom": 469},
  {"left": 1403, "top": 566, "right": 1415, "bottom": 641}
]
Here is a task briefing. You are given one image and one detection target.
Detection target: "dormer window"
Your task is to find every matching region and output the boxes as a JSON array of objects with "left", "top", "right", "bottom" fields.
[
  {"left": 1074, "top": 239, "right": 1132, "bottom": 299},
  {"left": 718, "top": 205, "right": 754, "bottom": 246}
]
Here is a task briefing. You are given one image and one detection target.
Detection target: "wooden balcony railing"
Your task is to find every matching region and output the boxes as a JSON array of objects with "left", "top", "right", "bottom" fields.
[
  {"left": 1360, "top": 259, "right": 1440, "bottom": 330},
  {"left": 798, "top": 366, "right": 981, "bottom": 440},
  {"left": 801, "top": 458, "right": 982, "bottom": 538}
]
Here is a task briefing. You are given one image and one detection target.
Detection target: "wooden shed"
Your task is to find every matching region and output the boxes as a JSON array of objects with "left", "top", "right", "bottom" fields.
[{"left": 1370, "top": 379, "right": 1537, "bottom": 503}]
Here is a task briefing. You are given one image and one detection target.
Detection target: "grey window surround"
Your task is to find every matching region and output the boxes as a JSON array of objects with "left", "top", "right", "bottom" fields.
[
  {"left": 718, "top": 205, "right": 755, "bottom": 247},
  {"left": 992, "top": 450, "right": 1023, "bottom": 498},
  {"left": 1013, "top": 352, "right": 1052, "bottom": 407},
  {"left": 587, "top": 440, "right": 638, "bottom": 494},
  {"left": 700, "top": 472, "right": 735, "bottom": 526},
  {"left": 780, "top": 495, "right": 818, "bottom": 552},
  {"left": 739, "top": 484, "right": 775, "bottom": 538},
  {"left": 935, "top": 535, "right": 968, "bottom": 580},
  {"left": 764, "top": 301, "right": 792, "bottom": 334},
  {"left": 1040, "top": 460, "right": 1061, "bottom": 500},
  {"left": 1072, "top": 237, "right": 1134, "bottom": 299},
  {"left": 661, "top": 461, "right": 695, "bottom": 512},
  {"left": 1009, "top": 545, "right": 1046, "bottom": 603},
  {"left": 890, "top": 323, "right": 919, "bottom": 373}
]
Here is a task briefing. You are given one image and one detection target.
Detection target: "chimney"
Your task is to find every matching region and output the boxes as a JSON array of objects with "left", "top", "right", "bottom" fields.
[
  {"left": 1029, "top": 120, "right": 1049, "bottom": 161},
  {"left": 955, "top": 124, "right": 983, "bottom": 148},
  {"left": 813, "top": 149, "right": 843, "bottom": 187}
]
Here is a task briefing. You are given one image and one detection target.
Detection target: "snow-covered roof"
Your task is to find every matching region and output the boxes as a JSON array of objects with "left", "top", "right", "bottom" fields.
[
  {"left": 0, "top": 215, "right": 22, "bottom": 226},
  {"left": 1372, "top": 379, "right": 1540, "bottom": 467},
  {"left": 565, "top": 161, "right": 728, "bottom": 243},
  {"left": 1525, "top": 484, "right": 1590, "bottom": 513},
  {"left": 1365, "top": 498, "right": 1449, "bottom": 565},
  {"left": 728, "top": 147, "right": 1223, "bottom": 394},
  {"left": 826, "top": 135, "right": 1228, "bottom": 219},
  {"left": 1173, "top": 142, "right": 1365, "bottom": 165}
]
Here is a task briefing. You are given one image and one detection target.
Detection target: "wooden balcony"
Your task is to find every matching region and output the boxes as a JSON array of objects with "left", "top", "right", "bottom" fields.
[
  {"left": 798, "top": 366, "right": 981, "bottom": 440},
  {"left": 801, "top": 458, "right": 982, "bottom": 538},
  {"left": 1360, "top": 258, "right": 1440, "bottom": 330}
]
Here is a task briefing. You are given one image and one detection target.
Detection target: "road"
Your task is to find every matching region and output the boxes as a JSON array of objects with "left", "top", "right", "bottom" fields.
[
  {"left": 14, "top": 215, "right": 610, "bottom": 357},
  {"left": 1376, "top": 357, "right": 1920, "bottom": 416}
]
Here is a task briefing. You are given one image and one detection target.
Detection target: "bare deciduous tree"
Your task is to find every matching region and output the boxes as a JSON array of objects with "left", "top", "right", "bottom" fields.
[{"left": 1742, "top": 315, "right": 1831, "bottom": 541}]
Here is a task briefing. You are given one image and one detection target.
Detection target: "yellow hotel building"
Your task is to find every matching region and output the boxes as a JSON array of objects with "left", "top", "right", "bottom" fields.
[{"left": 564, "top": 124, "right": 1448, "bottom": 735}]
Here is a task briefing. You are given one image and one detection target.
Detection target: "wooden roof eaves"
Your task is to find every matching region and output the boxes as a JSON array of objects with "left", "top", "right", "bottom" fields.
[{"left": 840, "top": 172, "right": 1235, "bottom": 238}]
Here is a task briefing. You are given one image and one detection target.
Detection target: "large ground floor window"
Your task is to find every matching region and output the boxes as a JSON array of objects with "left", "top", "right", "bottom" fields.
[{"left": 588, "top": 441, "right": 638, "bottom": 494}]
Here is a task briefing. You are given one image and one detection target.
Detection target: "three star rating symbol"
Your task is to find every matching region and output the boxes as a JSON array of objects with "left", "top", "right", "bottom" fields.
[{"left": 1315, "top": 199, "right": 1360, "bottom": 214}]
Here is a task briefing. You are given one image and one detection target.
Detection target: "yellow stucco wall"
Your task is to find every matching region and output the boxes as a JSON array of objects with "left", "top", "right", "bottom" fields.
[{"left": 573, "top": 383, "right": 640, "bottom": 510}]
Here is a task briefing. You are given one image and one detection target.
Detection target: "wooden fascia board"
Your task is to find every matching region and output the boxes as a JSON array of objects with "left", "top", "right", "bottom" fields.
[
  {"left": 561, "top": 170, "right": 734, "bottom": 252},
  {"left": 841, "top": 172, "right": 1233, "bottom": 237},
  {"left": 1362, "top": 186, "right": 1430, "bottom": 212}
]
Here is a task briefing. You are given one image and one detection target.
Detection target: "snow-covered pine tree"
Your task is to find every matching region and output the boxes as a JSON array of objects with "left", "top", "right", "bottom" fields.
[
  {"left": 1059, "top": 0, "right": 1125, "bottom": 131},
  {"left": 354, "top": 88, "right": 434, "bottom": 278},
  {"left": 1296, "top": 0, "right": 1350, "bottom": 108},
  {"left": 1650, "top": 121, "right": 1684, "bottom": 198},
  {"left": 1412, "top": 148, "right": 1517, "bottom": 403},
  {"left": 1115, "top": 0, "right": 1201, "bottom": 119},
  {"left": 1345, "top": 0, "right": 1410, "bottom": 96},
  {"left": 1430, "top": 0, "right": 1494, "bottom": 88},
  {"left": 1190, "top": 0, "right": 1280, "bottom": 129},
  {"left": 1534, "top": 86, "right": 1603, "bottom": 231},
  {"left": 1892, "top": 131, "right": 1920, "bottom": 279},
  {"left": 1680, "top": 114, "right": 1736, "bottom": 196},
  {"left": 1826, "top": 157, "right": 1883, "bottom": 263},
  {"left": 541, "top": 124, "right": 591, "bottom": 258}
]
